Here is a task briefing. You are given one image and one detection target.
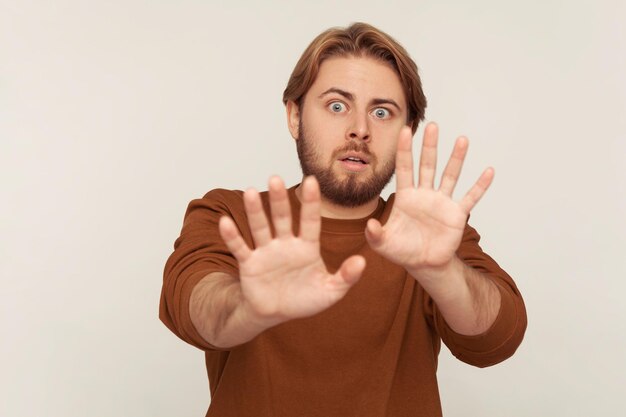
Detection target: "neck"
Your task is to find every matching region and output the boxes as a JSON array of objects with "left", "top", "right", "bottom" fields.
[{"left": 294, "top": 182, "right": 380, "bottom": 220}]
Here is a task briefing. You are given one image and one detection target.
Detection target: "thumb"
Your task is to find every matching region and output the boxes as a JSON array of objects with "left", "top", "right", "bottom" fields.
[
  {"left": 335, "top": 255, "right": 366, "bottom": 286},
  {"left": 365, "top": 218, "right": 385, "bottom": 249}
]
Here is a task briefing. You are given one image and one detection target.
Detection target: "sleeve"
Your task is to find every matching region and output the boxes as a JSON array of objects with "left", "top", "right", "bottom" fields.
[
  {"left": 424, "top": 222, "right": 527, "bottom": 368},
  {"left": 159, "top": 189, "right": 243, "bottom": 351}
]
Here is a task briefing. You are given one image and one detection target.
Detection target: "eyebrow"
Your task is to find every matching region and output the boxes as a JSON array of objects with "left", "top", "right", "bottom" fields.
[
  {"left": 318, "top": 87, "right": 401, "bottom": 111},
  {"left": 319, "top": 87, "right": 354, "bottom": 101}
]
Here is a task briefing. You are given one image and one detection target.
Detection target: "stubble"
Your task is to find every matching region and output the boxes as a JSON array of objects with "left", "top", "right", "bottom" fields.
[{"left": 296, "top": 119, "right": 395, "bottom": 207}]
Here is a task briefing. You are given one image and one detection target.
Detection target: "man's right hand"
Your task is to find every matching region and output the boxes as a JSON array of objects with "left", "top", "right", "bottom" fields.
[{"left": 218, "top": 176, "right": 366, "bottom": 331}]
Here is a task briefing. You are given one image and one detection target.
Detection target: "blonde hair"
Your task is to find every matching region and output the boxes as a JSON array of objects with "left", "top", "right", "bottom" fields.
[{"left": 282, "top": 22, "right": 426, "bottom": 133}]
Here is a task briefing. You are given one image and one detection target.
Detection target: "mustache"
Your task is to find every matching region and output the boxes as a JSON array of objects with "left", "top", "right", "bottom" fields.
[{"left": 333, "top": 140, "right": 373, "bottom": 157}]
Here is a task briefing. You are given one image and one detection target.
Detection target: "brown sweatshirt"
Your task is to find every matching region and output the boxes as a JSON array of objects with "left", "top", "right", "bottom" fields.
[{"left": 160, "top": 185, "right": 527, "bottom": 417}]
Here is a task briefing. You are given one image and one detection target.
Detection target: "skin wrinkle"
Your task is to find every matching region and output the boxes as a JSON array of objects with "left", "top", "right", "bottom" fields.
[{"left": 317, "top": 87, "right": 402, "bottom": 112}]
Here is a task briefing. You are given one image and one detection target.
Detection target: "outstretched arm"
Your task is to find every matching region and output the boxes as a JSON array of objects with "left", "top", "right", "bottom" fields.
[
  {"left": 366, "top": 122, "right": 501, "bottom": 336},
  {"left": 190, "top": 176, "right": 365, "bottom": 348}
]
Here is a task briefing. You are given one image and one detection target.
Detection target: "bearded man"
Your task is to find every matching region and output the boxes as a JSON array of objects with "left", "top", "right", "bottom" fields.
[{"left": 160, "top": 22, "right": 527, "bottom": 417}]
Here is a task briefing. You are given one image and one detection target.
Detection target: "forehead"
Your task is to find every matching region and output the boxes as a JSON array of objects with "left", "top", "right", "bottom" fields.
[{"left": 307, "top": 56, "right": 407, "bottom": 108}]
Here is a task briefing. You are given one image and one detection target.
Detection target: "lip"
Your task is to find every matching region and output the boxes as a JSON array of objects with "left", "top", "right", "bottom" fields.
[
  {"left": 337, "top": 152, "right": 371, "bottom": 165},
  {"left": 337, "top": 151, "right": 371, "bottom": 173}
]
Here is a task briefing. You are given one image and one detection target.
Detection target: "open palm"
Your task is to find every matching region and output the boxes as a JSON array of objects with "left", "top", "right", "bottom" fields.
[
  {"left": 219, "top": 176, "right": 365, "bottom": 324},
  {"left": 366, "top": 123, "right": 494, "bottom": 271}
]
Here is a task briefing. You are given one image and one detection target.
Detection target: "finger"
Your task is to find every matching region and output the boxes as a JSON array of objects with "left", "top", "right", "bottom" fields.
[
  {"left": 439, "top": 136, "right": 469, "bottom": 196},
  {"left": 299, "top": 176, "right": 322, "bottom": 242},
  {"left": 418, "top": 122, "right": 438, "bottom": 189},
  {"left": 364, "top": 218, "right": 385, "bottom": 249},
  {"left": 268, "top": 176, "right": 293, "bottom": 238},
  {"left": 218, "top": 216, "right": 252, "bottom": 262},
  {"left": 459, "top": 167, "right": 495, "bottom": 213},
  {"left": 333, "top": 255, "right": 366, "bottom": 286},
  {"left": 243, "top": 187, "right": 272, "bottom": 246},
  {"left": 395, "top": 126, "right": 415, "bottom": 190}
]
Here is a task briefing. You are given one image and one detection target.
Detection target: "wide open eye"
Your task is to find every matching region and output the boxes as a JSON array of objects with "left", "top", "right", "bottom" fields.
[
  {"left": 372, "top": 107, "right": 391, "bottom": 119},
  {"left": 328, "top": 101, "right": 347, "bottom": 113}
]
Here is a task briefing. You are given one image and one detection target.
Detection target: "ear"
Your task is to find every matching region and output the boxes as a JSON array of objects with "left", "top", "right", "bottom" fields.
[{"left": 286, "top": 100, "right": 301, "bottom": 140}]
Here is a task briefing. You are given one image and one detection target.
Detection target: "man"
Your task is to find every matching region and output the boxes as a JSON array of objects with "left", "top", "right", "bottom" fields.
[{"left": 160, "top": 22, "right": 526, "bottom": 417}]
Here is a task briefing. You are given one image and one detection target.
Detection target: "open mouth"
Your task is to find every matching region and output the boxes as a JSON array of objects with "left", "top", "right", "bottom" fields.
[
  {"left": 338, "top": 153, "right": 370, "bottom": 172},
  {"left": 341, "top": 156, "right": 367, "bottom": 164}
]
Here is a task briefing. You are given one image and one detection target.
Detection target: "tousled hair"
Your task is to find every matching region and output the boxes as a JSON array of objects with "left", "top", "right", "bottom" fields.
[{"left": 282, "top": 22, "right": 426, "bottom": 133}]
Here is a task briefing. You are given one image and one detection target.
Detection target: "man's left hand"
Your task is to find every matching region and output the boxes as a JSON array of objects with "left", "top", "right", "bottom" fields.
[{"left": 365, "top": 122, "right": 494, "bottom": 276}]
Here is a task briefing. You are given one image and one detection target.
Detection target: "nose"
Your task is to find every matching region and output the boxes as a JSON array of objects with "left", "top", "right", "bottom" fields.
[{"left": 346, "top": 111, "right": 370, "bottom": 142}]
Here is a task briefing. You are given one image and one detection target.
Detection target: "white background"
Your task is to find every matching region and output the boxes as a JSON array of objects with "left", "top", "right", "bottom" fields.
[{"left": 1, "top": 1, "right": 624, "bottom": 416}]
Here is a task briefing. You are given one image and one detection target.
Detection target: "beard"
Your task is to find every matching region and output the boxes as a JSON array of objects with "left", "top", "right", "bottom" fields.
[{"left": 296, "top": 119, "right": 395, "bottom": 207}]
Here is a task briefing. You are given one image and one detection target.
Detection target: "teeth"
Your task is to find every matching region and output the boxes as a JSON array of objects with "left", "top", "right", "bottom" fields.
[{"left": 347, "top": 157, "right": 362, "bottom": 162}]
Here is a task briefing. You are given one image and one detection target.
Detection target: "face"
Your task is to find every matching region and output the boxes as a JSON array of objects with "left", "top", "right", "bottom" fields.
[{"left": 288, "top": 56, "right": 409, "bottom": 207}]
